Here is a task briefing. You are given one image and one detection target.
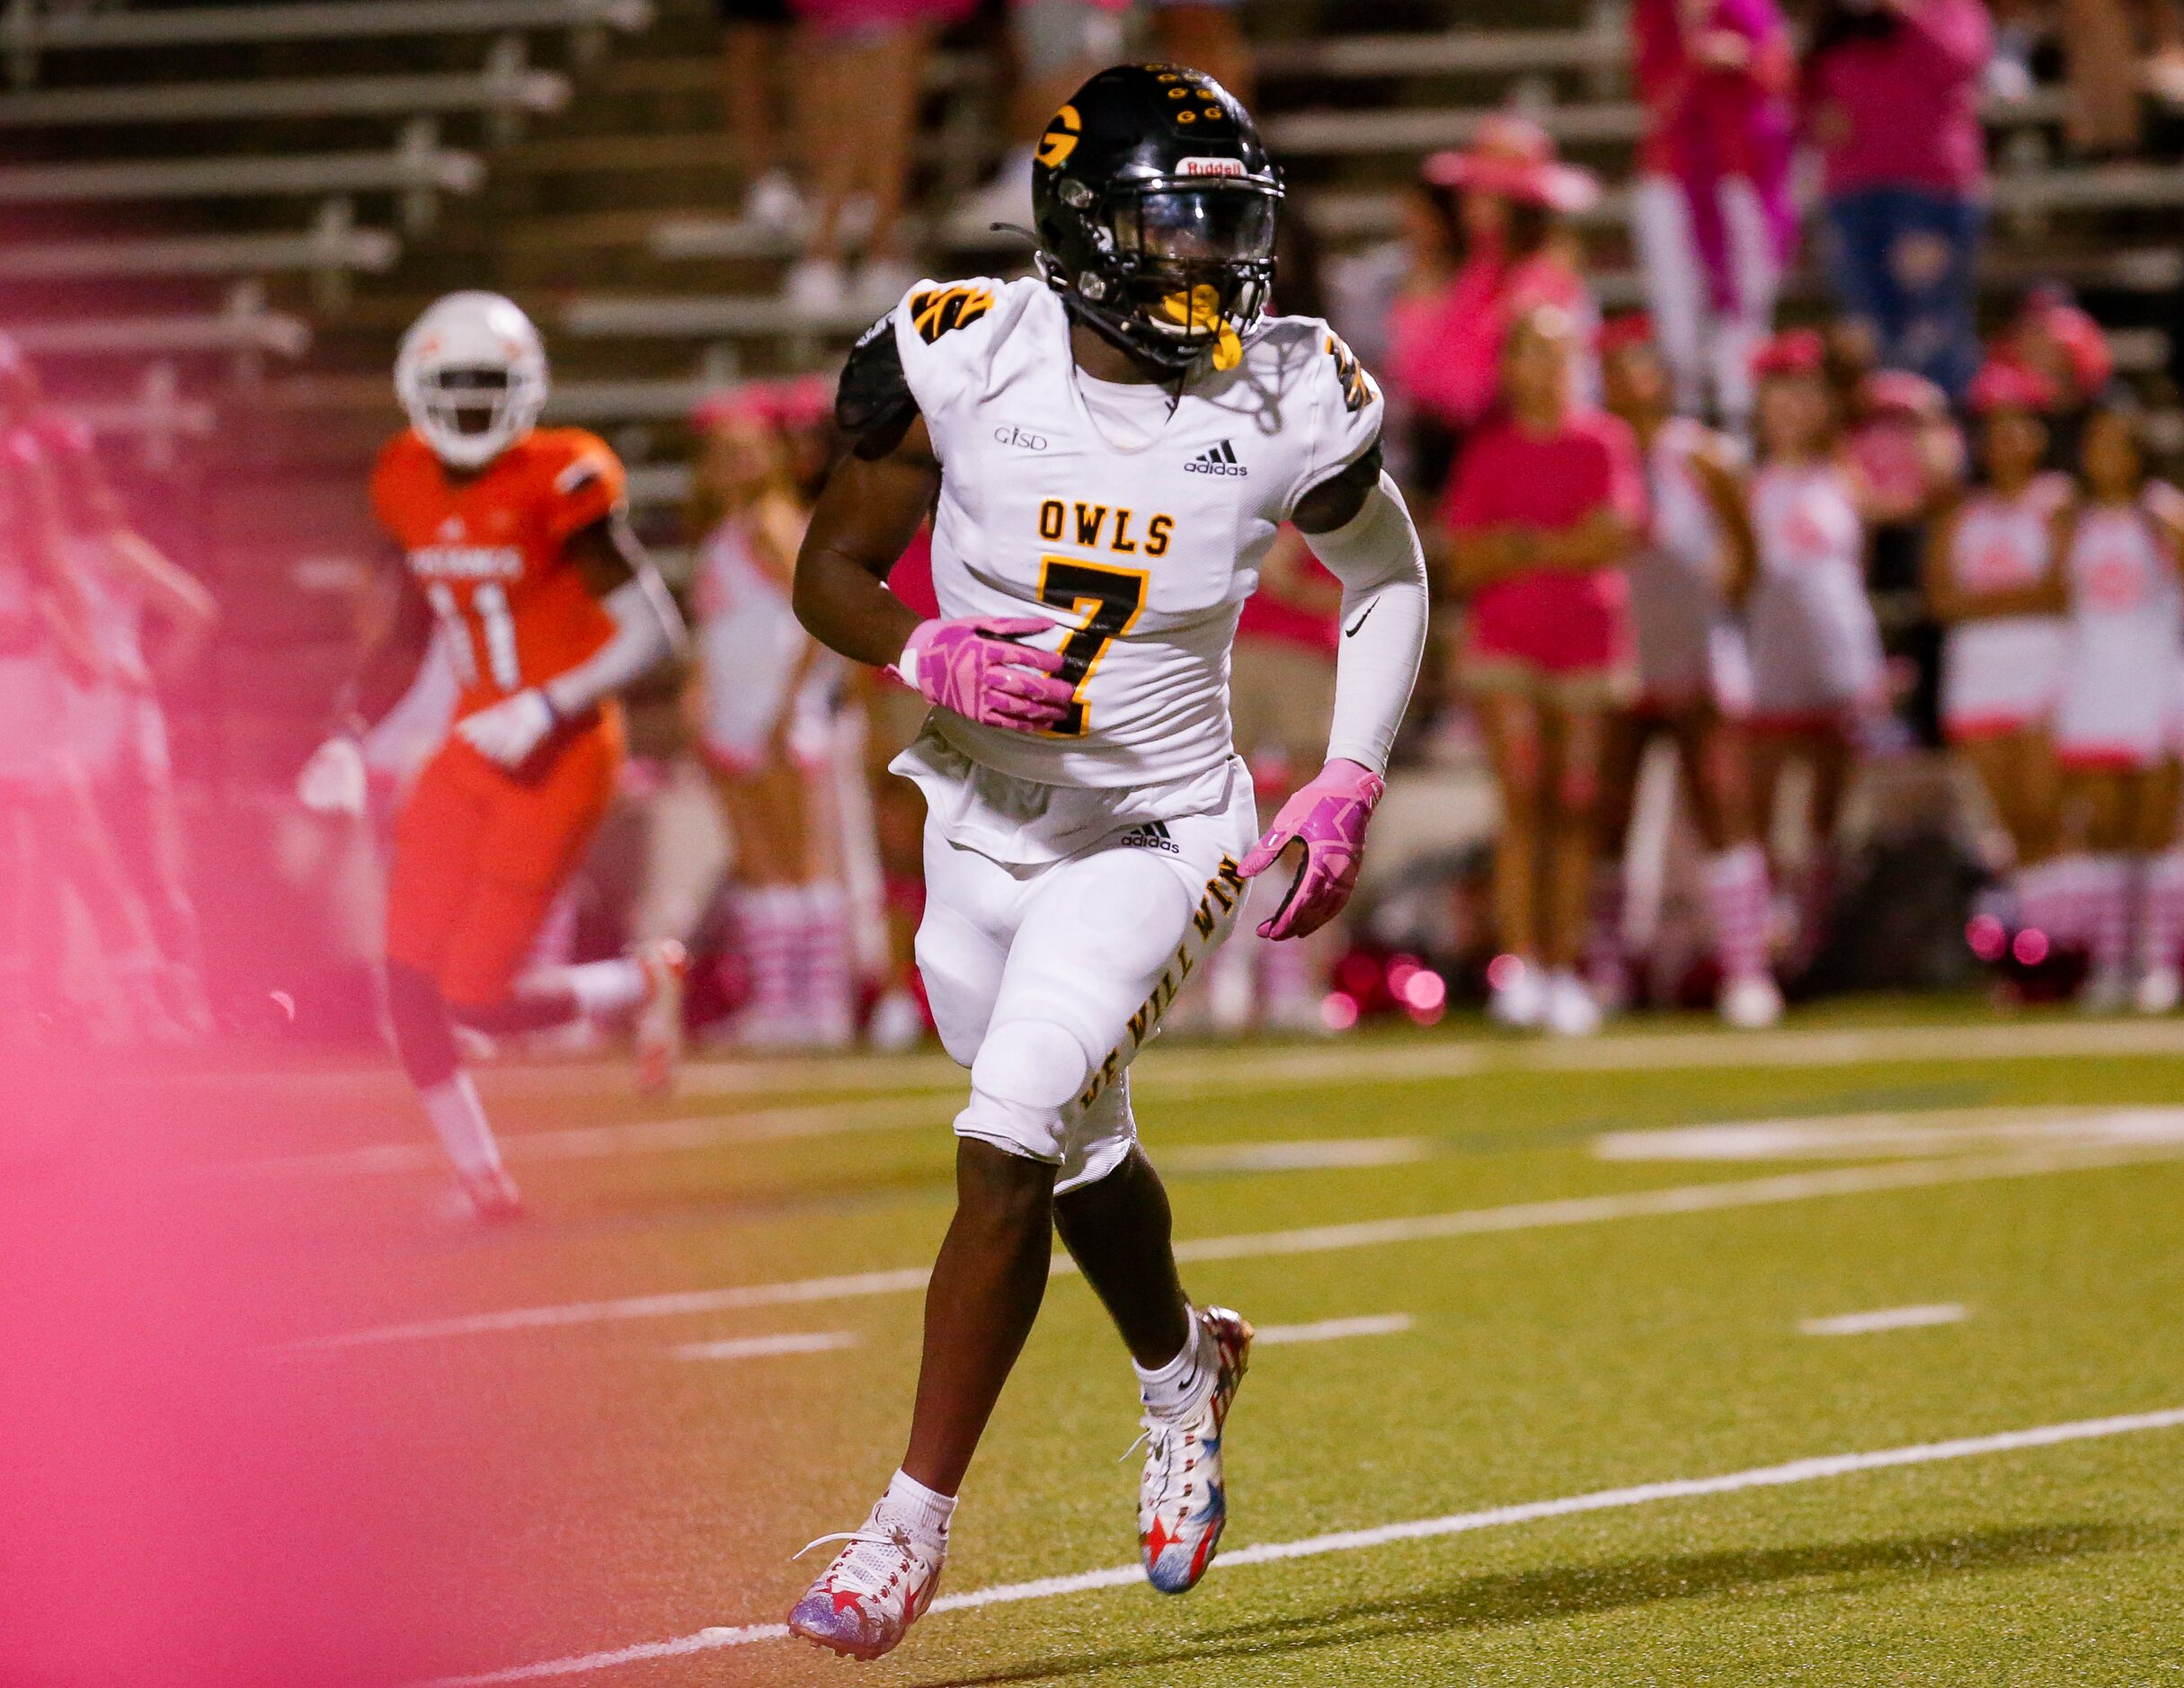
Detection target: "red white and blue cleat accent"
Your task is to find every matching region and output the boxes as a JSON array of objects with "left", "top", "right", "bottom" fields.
[
  {"left": 786, "top": 1515, "right": 945, "bottom": 1661},
  {"left": 1135, "top": 1305, "right": 1252, "bottom": 1595}
]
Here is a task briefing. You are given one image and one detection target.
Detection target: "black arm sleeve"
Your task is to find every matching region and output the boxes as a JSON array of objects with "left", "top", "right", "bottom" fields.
[
  {"left": 1292, "top": 434, "right": 1386, "bottom": 533},
  {"left": 837, "top": 315, "right": 920, "bottom": 462}
]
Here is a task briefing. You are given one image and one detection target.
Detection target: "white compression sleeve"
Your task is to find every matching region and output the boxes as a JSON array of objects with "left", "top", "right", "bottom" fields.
[
  {"left": 541, "top": 571, "right": 687, "bottom": 720},
  {"left": 1303, "top": 472, "right": 1429, "bottom": 775}
]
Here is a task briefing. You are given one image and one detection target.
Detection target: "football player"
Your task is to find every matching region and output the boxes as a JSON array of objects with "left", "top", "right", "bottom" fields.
[
  {"left": 782, "top": 67, "right": 1429, "bottom": 1659},
  {"left": 298, "top": 293, "right": 688, "bottom": 1219}
]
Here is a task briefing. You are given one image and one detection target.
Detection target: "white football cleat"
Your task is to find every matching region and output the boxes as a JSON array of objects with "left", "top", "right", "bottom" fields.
[
  {"left": 1137, "top": 1306, "right": 1252, "bottom": 1595},
  {"left": 1487, "top": 956, "right": 1549, "bottom": 1029},
  {"left": 787, "top": 1516, "right": 945, "bottom": 1661},
  {"left": 631, "top": 938, "right": 688, "bottom": 1098},
  {"left": 1718, "top": 972, "right": 1784, "bottom": 1030},
  {"left": 1542, "top": 969, "right": 1602, "bottom": 1038}
]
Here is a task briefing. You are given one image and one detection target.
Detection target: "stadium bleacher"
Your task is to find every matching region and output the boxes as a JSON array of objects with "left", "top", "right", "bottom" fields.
[{"left": 9, "top": 0, "right": 2184, "bottom": 697}]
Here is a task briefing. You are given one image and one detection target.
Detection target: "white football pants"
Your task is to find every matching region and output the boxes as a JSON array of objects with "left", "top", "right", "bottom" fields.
[{"left": 918, "top": 777, "right": 1258, "bottom": 1193}]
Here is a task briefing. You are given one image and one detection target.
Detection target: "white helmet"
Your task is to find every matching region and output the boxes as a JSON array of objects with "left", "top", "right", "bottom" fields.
[{"left": 395, "top": 290, "right": 548, "bottom": 469}]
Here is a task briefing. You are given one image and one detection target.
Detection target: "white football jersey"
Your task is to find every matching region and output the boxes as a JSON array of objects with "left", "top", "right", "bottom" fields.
[{"left": 888, "top": 275, "right": 1384, "bottom": 788}]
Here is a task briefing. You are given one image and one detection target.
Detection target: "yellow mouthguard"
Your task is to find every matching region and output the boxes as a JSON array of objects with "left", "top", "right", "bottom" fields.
[{"left": 1157, "top": 287, "right": 1243, "bottom": 371}]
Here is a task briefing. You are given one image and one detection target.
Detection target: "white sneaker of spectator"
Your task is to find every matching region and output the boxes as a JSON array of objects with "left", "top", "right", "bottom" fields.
[
  {"left": 1718, "top": 972, "right": 1784, "bottom": 1031},
  {"left": 867, "top": 987, "right": 926, "bottom": 1052},
  {"left": 1487, "top": 955, "right": 1549, "bottom": 1030},
  {"left": 742, "top": 167, "right": 807, "bottom": 239},
  {"left": 1542, "top": 969, "right": 1602, "bottom": 1038}
]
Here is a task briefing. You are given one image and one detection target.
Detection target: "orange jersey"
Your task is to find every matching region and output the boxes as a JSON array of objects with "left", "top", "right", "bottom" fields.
[{"left": 370, "top": 426, "right": 626, "bottom": 717}]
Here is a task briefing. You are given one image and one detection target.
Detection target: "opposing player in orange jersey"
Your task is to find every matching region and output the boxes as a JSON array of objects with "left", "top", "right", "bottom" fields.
[{"left": 297, "top": 293, "right": 688, "bottom": 1219}]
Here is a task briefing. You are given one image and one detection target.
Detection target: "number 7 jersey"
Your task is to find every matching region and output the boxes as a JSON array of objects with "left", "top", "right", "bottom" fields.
[
  {"left": 370, "top": 425, "right": 627, "bottom": 720},
  {"left": 889, "top": 275, "right": 1383, "bottom": 789}
]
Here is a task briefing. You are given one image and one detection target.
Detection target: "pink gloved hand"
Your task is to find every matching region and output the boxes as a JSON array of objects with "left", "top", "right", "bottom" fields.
[
  {"left": 894, "top": 615, "right": 1074, "bottom": 733},
  {"left": 1237, "top": 758, "right": 1386, "bottom": 940}
]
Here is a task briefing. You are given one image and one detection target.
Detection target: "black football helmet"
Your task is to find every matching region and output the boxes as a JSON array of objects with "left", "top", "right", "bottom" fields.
[{"left": 1031, "top": 64, "right": 1283, "bottom": 375}]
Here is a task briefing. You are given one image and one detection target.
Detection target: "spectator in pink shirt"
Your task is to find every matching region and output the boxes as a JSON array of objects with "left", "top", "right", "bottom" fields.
[
  {"left": 1385, "top": 117, "right": 1600, "bottom": 497},
  {"left": 1801, "top": 0, "right": 1995, "bottom": 398},
  {"left": 1443, "top": 307, "right": 1646, "bottom": 1036},
  {"left": 1629, "top": 0, "right": 1798, "bottom": 431}
]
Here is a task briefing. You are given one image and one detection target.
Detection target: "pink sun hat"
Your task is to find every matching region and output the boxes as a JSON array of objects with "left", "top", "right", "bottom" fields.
[{"left": 1422, "top": 113, "right": 1601, "bottom": 214}]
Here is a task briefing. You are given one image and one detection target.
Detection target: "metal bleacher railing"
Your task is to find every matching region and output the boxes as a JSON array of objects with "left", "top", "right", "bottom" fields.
[
  {"left": 0, "top": 0, "right": 653, "bottom": 84},
  {"left": 0, "top": 36, "right": 569, "bottom": 145},
  {"left": 0, "top": 200, "right": 397, "bottom": 310},
  {"left": 0, "top": 115, "right": 484, "bottom": 235},
  {"left": 6, "top": 281, "right": 310, "bottom": 378}
]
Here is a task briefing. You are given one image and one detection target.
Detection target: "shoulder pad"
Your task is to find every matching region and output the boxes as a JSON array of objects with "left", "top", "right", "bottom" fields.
[
  {"left": 1321, "top": 326, "right": 1380, "bottom": 417},
  {"left": 837, "top": 313, "right": 919, "bottom": 461},
  {"left": 903, "top": 280, "right": 1000, "bottom": 345}
]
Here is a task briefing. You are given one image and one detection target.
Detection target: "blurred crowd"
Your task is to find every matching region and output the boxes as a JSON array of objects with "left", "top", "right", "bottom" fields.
[
  {"left": 21, "top": 0, "right": 2184, "bottom": 1050},
  {"left": 716, "top": 0, "right": 1251, "bottom": 314}
]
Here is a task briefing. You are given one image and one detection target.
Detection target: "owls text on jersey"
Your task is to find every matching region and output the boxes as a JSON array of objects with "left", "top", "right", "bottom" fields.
[{"left": 858, "top": 275, "right": 1384, "bottom": 789}]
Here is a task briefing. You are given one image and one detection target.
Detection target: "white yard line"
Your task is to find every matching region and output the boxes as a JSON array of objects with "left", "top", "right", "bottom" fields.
[
  {"left": 240, "top": 1095, "right": 950, "bottom": 1178},
  {"left": 420, "top": 1403, "right": 2184, "bottom": 1685},
  {"left": 1254, "top": 1313, "right": 1415, "bottom": 1346},
  {"left": 230, "top": 1019, "right": 2184, "bottom": 1178},
  {"left": 293, "top": 1141, "right": 2184, "bottom": 1353},
  {"left": 1596, "top": 1106, "right": 2184, "bottom": 1163},
  {"left": 670, "top": 1331, "right": 858, "bottom": 1362},
  {"left": 1801, "top": 1303, "right": 1970, "bottom": 1337}
]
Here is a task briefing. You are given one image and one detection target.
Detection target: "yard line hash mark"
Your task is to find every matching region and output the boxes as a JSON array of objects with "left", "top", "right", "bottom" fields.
[
  {"left": 670, "top": 1331, "right": 858, "bottom": 1362},
  {"left": 293, "top": 1141, "right": 2184, "bottom": 1352},
  {"left": 1801, "top": 1303, "right": 1969, "bottom": 1337},
  {"left": 1253, "top": 1313, "right": 1414, "bottom": 1346},
  {"left": 418, "top": 1404, "right": 2184, "bottom": 1685}
]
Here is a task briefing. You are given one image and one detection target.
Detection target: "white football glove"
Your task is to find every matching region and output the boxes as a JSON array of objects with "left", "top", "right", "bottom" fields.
[
  {"left": 296, "top": 735, "right": 367, "bottom": 818},
  {"left": 456, "top": 689, "right": 556, "bottom": 768}
]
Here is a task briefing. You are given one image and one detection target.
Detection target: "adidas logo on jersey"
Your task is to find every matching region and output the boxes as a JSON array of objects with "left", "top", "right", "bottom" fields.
[
  {"left": 1122, "top": 821, "right": 1181, "bottom": 854},
  {"left": 1185, "top": 440, "right": 1247, "bottom": 477}
]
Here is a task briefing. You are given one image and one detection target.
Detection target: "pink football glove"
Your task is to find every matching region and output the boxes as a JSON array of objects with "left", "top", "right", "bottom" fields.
[
  {"left": 895, "top": 615, "right": 1074, "bottom": 733},
  {"left": 1237, "top": 758, "right": 1386, "bottom": 940}
]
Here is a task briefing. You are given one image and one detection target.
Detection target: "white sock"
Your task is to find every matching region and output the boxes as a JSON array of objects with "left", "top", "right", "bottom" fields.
[
  {"left": 420, "top": 1071, "right": 502, "bottom": 1178},
  {"left": 1133, "top": 1309, "right": 1214, "bottom": 1419},
  {"left": 876, "top": 1468, "right": 956, "bottom": 1547},
  {"left": 553, "top": 956, "right": 649, "bottom": 1019},
  {"left": 803, "top": 881, "right": 853, "bottom": 1035},
  {"left": 741, "top": 885, "right": 800, "bottom": 1018}
]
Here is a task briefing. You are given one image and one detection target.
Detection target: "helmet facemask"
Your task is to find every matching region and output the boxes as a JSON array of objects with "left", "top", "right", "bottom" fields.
[{"left": 1073, "top": 181, "right": 1278, "bottom": 374}]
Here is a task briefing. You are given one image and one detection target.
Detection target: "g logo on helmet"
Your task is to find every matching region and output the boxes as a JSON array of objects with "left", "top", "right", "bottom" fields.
[{"left": 1036, "top": 103, "right": 1082, "bottom": 170}]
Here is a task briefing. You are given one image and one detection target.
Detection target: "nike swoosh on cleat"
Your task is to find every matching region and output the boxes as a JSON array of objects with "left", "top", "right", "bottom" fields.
[{"left": 1345, "top": 602, "right": 1376, "bottom": 637}]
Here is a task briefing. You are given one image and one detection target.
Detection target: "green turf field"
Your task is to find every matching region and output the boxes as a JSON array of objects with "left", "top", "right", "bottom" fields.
[{"left": 246, "top": 1005, "right": 2184, "bottom": 1685}]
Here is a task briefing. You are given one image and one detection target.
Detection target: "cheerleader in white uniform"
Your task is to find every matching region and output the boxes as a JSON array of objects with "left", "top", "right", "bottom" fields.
[
  {"left": 687, "top": 391, "right": 854, "bottom": 1048},
  {"left": 59, "top": 516, "right": 218, "bottom": 1034},
  {"left": 1923, "top": 362, "right": 2071, "bottom": 949},
  {"left": 1595, "top": 322, "right": 1779, "bottom": 1027},
  {"left": 2048, "top": 399, "right": 2184, "bottom": 1010},
  {"left": 1740, "top": 330, "right": 1886, "bottom": 971}
]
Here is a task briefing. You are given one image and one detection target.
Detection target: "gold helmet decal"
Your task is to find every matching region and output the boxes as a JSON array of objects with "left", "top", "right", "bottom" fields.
[{"left": 1035, "top": 103, "right": 1082, "bottom": 170}]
